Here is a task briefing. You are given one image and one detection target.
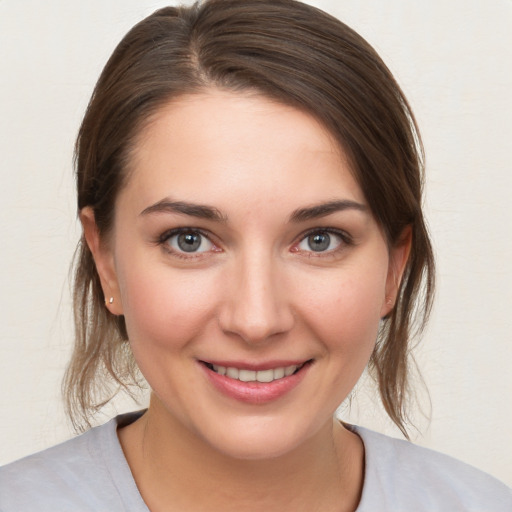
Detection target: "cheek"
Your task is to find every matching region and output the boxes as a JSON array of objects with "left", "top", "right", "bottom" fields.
[
  {"left": 117, "top": 256, "right": 220, "bottom": 351},
  {"left": 298, "top": 262, "right": 387, "bottom": 354}
]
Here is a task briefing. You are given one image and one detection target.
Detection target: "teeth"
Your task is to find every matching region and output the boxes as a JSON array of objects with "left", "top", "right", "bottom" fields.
[
  {"left": 284, "top": 365, "right": 296, "bottom": 377},
  {"left": 226, "top": 367, "right": 239, "bottom": 379},
  {"left": 239, "top": 369, "right": 256, "bottom": 382},
  {"left": 210, "top": 364, "right": 301, "bottom": 382},
  {"left": 256, "top": 369, "right": 274, "bottom": 383},
  {"left": 273, "top": 367, "right": 285, "bottom": 379}
]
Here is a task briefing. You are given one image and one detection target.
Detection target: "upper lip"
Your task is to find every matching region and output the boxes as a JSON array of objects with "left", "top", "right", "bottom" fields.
[{"left": 199, "top": 359, "right": 312, "bottom": 371}]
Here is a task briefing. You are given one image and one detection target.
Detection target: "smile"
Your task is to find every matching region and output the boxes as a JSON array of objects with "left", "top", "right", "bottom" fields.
[
  {"left": 205, "top": 363, "right": 305, "bottom": 383},
  {"left": 200, "top": 360, "right": 312, "bottom": 404}
]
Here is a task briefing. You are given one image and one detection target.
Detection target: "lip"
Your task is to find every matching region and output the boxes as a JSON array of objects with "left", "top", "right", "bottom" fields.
[
  {"left": 199, "top": 359, "right": 313, "bottom": 404},
  {"left": 201, "top": 359, "right": 308, "bottom": 371}
]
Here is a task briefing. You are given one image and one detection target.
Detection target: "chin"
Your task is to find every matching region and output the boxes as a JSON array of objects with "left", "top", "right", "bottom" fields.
[
  {"left": 210, "top": 434, "right": 301, "bottom": 461},
  {"left": 197, "top": 414, "right": 323, "bottom": 461}
]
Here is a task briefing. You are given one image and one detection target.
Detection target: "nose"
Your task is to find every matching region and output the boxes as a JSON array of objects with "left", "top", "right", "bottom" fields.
[{"left": 218, "top": 253, "right": 295, "bottom": 344}]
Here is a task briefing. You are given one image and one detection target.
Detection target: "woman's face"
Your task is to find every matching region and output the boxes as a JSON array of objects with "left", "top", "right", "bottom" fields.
[{"left": 88, "top": 90, "right": 407, "bottom": 459}]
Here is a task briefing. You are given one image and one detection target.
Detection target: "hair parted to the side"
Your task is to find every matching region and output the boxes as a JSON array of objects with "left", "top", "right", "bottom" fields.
[{"left": 64, "top": 0, "right": 435, "bottom": 436}]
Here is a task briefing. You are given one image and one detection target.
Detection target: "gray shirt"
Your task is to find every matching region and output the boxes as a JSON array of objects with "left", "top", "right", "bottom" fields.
[{"left": 1, "top": 412, "right": 511, "bottom": 511}]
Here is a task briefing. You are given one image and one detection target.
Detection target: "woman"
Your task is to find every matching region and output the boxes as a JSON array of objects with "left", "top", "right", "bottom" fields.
[{"left": 1, "top": 0, "right": 510, "bottom": 510}]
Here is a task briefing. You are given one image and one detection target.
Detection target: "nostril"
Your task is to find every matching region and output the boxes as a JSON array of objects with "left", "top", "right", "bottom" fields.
[{"left": 217, "top": 302, "right": 295, "bottom": 344}]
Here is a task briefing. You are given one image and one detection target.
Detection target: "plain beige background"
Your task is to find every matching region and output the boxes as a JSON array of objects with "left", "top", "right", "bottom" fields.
[{"left": 0, "top": 0, "right": 511, "bottom": 486}]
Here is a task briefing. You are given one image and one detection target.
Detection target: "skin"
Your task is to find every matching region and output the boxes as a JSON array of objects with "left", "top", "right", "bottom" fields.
[{"left": 82, "top": 89, "right": 410, "bottom": 511}]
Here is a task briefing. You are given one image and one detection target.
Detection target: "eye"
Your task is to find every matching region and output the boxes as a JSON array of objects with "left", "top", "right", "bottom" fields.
[
  {"left": 164, "top": 230, "right": 214, "bottom": 254},
  {"left": 296, "top": 230, "right": 345, "bottom": 253}
]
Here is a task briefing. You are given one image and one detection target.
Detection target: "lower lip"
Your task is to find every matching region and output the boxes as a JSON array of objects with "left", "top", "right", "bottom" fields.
[{"left": 200, "top": 362, "right": 311, "bottom": 404}]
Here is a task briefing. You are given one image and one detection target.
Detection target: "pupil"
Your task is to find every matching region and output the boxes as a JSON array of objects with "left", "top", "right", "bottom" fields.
[
  {"left": 308, "top": 232, "right": 330, "bottom": 251},
  {"left": 178, "top": 233, "right": 201, "bottom": 252}
]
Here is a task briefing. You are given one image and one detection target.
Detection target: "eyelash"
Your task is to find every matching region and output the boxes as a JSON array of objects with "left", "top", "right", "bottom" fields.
[
  {"left": 156, "top": 227, "right": 353, "bottom": 259},
  {"left": 292, "top": 227, "right": 353, "bottom": 256},
  {"left": 157, "top": 228, "right": 218, "bottom": 260}
]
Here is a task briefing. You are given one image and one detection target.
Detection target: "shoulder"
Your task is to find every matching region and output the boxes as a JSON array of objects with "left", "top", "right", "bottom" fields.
[
  {"left": 351, "top": 425, "right": 512, "bottom": 512},
  {"left": 0, "top": 412, "right": 147, "bottom": 512}
]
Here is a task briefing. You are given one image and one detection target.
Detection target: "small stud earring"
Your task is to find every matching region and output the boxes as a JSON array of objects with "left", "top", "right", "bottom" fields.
[{"left": 105, "top": 297, "right": 114, "bottom": 305}]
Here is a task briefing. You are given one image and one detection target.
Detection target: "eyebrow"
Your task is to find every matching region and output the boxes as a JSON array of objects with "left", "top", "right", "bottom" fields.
[
  {"left": 140, "top": 198, "right": 366, "bottom": 223},
  {"left": 289, "top": 200, "right": 367, "bottom": 222},
  {"left": 140, "top": 199, "right": 228, "bottom": 222}
]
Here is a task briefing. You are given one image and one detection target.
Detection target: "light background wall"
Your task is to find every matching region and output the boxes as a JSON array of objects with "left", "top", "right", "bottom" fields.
[{"left": 0, "top": 0, "right": 511, "bottom": 486}]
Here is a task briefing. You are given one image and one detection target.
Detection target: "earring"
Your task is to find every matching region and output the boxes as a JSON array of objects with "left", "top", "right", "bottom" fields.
[
  {"left": 105, "top": 297, "right": 114, "bottom": 305},
  {"left": 386, "top": 296, "right": 393, "bottom": 306}
]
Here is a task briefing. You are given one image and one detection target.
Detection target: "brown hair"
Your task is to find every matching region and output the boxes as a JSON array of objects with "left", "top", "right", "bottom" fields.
[{"left": 65, "top": 0, "right": 435, "bottom": 435}]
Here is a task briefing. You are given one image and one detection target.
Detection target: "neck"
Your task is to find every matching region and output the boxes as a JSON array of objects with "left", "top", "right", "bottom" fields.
[{"left": 118, "top": 398, "right": 364, "bottom": 512}]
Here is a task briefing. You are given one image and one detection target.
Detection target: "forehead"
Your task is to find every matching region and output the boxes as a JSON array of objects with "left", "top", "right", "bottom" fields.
[{"left": 123, "top": 89, "right": 366, "bottom": 212}]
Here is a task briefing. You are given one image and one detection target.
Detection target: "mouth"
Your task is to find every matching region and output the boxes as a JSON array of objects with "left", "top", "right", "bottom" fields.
[
  {"left": 199, "top": 359, "right": 313, "bottom": 404},
  {"left": 202, "top": 361, "right": 310, "bottom": 383}
]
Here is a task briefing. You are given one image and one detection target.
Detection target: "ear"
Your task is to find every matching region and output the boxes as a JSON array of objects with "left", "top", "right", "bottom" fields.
[
  {"left": 80, "top": 207, "right": 124, "bottom": 315},
  {"left": 381, "top": 226, "right": 412, "bottom": 318}
]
